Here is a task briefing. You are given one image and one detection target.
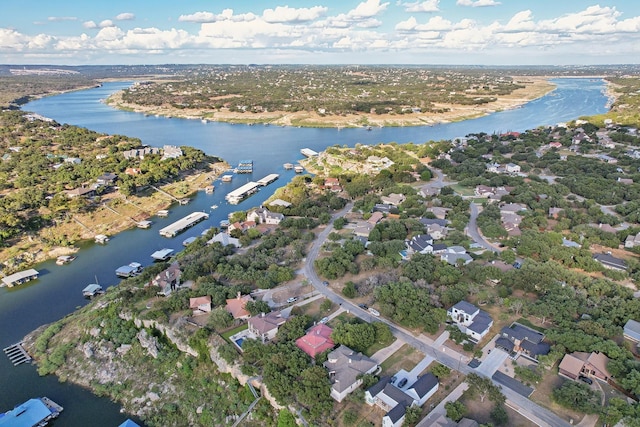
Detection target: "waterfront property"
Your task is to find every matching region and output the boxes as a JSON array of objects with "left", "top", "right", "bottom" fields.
[
  {"left": 1, "top": 269, "right": 39, "bottom": 288},
  {"left": 136, "top": 220, "right": 152, "bottom": 229},
  {"left": 0, "top": 397, "right": 63, "bottom": 427},
  {"left": 159, "top": 211, "right": 209, "bottom": 237},
  {"left": 225, "top": 182, "right": 261, "bottom": 204},
  {"left": 300, "top": 148, "right": 318, "bottom": 157},
  {"left": 95, "top": 234, "right": 109, "bottom": 244}
]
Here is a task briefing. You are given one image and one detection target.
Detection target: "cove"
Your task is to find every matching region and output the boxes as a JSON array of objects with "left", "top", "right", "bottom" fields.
[{"left": 0, "top": 77, "right": 608, "bottom": 425}]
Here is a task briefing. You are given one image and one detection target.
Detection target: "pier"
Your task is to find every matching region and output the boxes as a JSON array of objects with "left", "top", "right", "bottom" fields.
[
  {"left": 256, "top": 174, "right": 279, "bottom": 186},
  {"left": 3, "top": 342, "right": 32, "bottom": 366},
  {"left": 225, "top": 182, "right": 260, "bottom": 204},
  {"left": 300, "top": 148, "right": 318, "bottom": 157},
  {"left": 235, "top": 160, "right": 253, "bottom": 174},
  {"left": 159, "top": 211, "right": 209, "bottom": 237},
  {"left": 1, "top": 268, "right": 39, "bottom": 288}
]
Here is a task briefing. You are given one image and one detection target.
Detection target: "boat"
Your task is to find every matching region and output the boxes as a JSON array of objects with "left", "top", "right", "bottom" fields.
[
  {"left": 221, "top": 175, "right": 233, "bottom": 182},
  {"left": 82, "top": 283, "right": 104, "bottom": 298},
  {"left": 56, "top": 255, "right": 76, "bottom": 265},
  {"left": 0, "top": 397, "right": 63, "bottom": 426},
  {"left": 151, "top": 248, "right": 174, "bottom": 261},
  {"left": 137, "top": 220, "right": 152, "bottom": 229},
  {"left": 219, "top": 220, "right": 230, "bottom": 228},
  {"left": 157, "top": 209, "right": 169, "bottom": 217},
  {"left": 115, "top": 262, "right": 143, "bottom": 278},
  {"left": 205, "top": 185, "right": 215, "bottom": 194},
  {"left": 211, "top": 204, "right": 218, "bottom": 210},
  {"left": 283, "top": 163, "right": 293, "bottom": 170},
  {"left": 95, "top": 234, "right": 109, "bottom": 244}
]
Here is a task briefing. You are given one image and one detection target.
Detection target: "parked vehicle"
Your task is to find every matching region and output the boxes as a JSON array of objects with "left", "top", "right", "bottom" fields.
[
  {"left": 579, "top": 376, "right": 593, "bottom": 385},
  {"left": 368, "top": 307, "right": 380, "bottom": 316},
  {"left": 319, "top": 316, "right": 329, "bottom": 324},
  {"left": 358, "top": 303, "right": 368, "bottom": 310},
  {"left": 397, "top": 378, "right": 408, "bottom": 388},
  {"left": 287, "top": 297, "right": 298, "bottom": 303}
]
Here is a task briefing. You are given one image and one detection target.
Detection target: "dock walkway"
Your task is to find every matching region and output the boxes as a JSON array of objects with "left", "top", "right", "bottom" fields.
[
  {"left": 159, "top": 212, "right": 209, "bottom": 237},
  {"left": 3, "top": 342, "right": 32, "bottom": 366}
]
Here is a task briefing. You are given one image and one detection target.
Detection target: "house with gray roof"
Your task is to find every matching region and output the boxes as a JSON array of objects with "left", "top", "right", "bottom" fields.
[
  {"left": 366, "top": 374, "right": 439, "bottom": 427},
  {"left": 496, "top": 323, "right": 550, "bottom": 361},
  {"left": 593, "top": 253, "right": 628, "bottom": 271},
  {"left": 447, "top": 301, "right": 493, "bottom": 342},
  {"left": 248, "top": 311, "right": 286, "bottom": 343},
  {"left": 407, "top": 234, "right": 434, "bottom": 255},
  {"left": 324, "top": 345, "right": 378, "bottom": 402},
  {"left": 623, "top": 319, "right": 640, "bottom": 343}
]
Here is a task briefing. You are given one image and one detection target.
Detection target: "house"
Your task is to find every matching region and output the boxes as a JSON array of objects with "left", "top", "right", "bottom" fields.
[
  {"left": 162, "top": 145, "right": 183, "bottom": 160},
  {"left": 623, "top": 319, "right": 640, "bottom": 343},
  {"left": 122, "top": 146, "right": 161, "bottom": 160},
  {"left": 425, "top": 415, "right": 479, "bottom": 427},
  {"left": 149, "top": 262, "right": 182, "bottom": 296},
  {"left": 225, "top": 292, "right": 253, "bottom": 320},
  {"left": 625, "top": 232, "right": 640, "bottom": 248},
  {"left": 373, "top": 204, "right": 394, "bottom": 214},
  {"left": 440, "top": 247, "right": 473, "bottom": 266},
  {"left": 366, "top": 374, "right": 439, "bottom": 427},
  {"left": 505, "top": 163, "right": 521, "bottom": 173},
  {"left": 248, "top": 311, "right": 286, "bottom": 343},
  {"left": 324, "top": 177, "right": 342, "bottom": 192},
  {"left": 323, "top": 345, "right": 378, "bottom": 402},
  {"left": 125, "top": 167, "right": 141, "bottom": 176},
  {"left": 296, "top": 324, "right": 335, "bottom": 358},
  {"left": 64, "top": 187, "right": 96, "bottom": 198},
  {"left": 189, "top": 296, "right": 212, "bottom": 315},
  {"left": 426, "top": 223, "right": 449, "bottom": 240},
  {"left": 500, "top": 203, "right": 527, "bottom": 215},
  {"left": 64, "top": 157, "right": 82, "bottom": 165},
  {"left": 593, "top": 253, "right": 628, "bottom": 271},
  {"left": 268, "top": 198, "right": 292, "bottom": 208},
  {"left": 228, "top": 221, "right": 256, "bottom": 234},
  {"left": 419, "top": 218, "right": 448, "bottom": 228},
  {"left": 618, "top": 177, "right": 634, "bottom": 185},
  {"left": 96, "top": 172, "right": 117, "bottom": 186},
  {"left": 548, "top": 207, "right": 564, "bottom": 219},
  {"left": 247, "top": 207, "right": 284, "bottom": 225},
  {"left": 381, "top": 193, "right": 406, "bottom": 206},
  {"left": 475, "top": 185, "right": 494, "bottom": 198},
  {"left": 496, "top": 323, "right": 550, "bottom": 360},
  {"left": 428, "top": 207, "right": 449, "bottom": 220},
  {"left": 353, "top": 222, "right": 373, "bottom": 238},
  {"left": 407, "top": 234, "right": 434, "bottom": 255},
  {"left": 419, "top": 186, "right": 440, "bottom": 198},
  {"left": 207, "top": 232, "right": 241, "bottom": 248},
  {"left": 368, "top": 211, "right": 384, "bottom": 225},
  {"left": 447, "top": 301, "right": 493, "bottom": 341},
  {"left": 597, "top": 154, "right": 618, "bottom": 164},
  {"left": 558, "top": 352, "right": 611, "bottom": 382},
  {"left": 562, "top": 238, "right": 581, "bottom": 248}
]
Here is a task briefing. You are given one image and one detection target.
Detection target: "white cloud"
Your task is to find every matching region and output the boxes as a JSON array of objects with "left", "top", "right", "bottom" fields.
[
  {"left": 99, "top": 20, "right": 115, "bottom": 28},
  {"left": 263, "top": 6, "right": 327, "bottom": 23},
  {"left": 116, "top": 13, "right": 135, "bottom": 21},
  {"left": 178, "top": 11, "right": 218, "bottom": 23},
  {"left": 401, "top": 1, "right": 440, "bottom": 13},
  {"left": 83, "top": 21, "right": 97, "bottom": 29},
  {"left": 457, "top": 0, "right": 501, "bottom": 7},
  {"left": 348, "top": 0, "right": 390, "bottom": 19},
  {"left": 47, "top": 16, "right": 78, "bottom": 22}
]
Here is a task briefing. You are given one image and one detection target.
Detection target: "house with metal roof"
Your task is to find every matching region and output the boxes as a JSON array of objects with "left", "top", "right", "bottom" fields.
[
  {"left": 624, "top": 319, "right": 640, "bottom": 343},
  {"left": 593, "top": 252, "right": 628, "bottom": 271},
  {"left": 496, "top": 323, "right": 550, "bottom": 361},
  {"left": 447, "top": 301, "right": 493, "bottom": 342}
]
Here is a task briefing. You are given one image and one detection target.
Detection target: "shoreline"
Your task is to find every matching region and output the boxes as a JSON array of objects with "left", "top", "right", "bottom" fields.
[
  {"left": 105, "top": 76, "right": 557, "bottom": 129},
  {"left": 0, "top": 162, "right": 227, "bottom": 273}
]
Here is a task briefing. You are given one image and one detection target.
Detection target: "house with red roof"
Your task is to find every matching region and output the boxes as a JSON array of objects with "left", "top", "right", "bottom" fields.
[
  {"left": 296, "top": 324, "right": 335, "bottom": 358},
  {"left": 225, "top": 292, "right": 253, "bottom": 320},
  {"left": 189, "top": 296, "right": 212, "bottom": 315}
]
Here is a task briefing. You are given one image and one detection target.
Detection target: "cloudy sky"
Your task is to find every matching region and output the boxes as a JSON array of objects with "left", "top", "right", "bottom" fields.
[{"left": 2, "top": 0, "right": 639, "bottom": 65}]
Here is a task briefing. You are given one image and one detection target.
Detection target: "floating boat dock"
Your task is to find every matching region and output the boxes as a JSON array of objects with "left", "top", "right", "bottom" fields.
[
  {"left": 182, "top": 236, "right": 197, "bottom": 246},
  {"left": 3, "top": 342, "right": 32, "bottom": 366},
  {"left": 157, "top": 210, "right": 169, "bottom": 217},
  {"left": 294, "top": 165, "right": 304, "bottom": 173},
  {"left": 256, "top": 174, "right": 279, "bottom": 186},
  {"left": 300, "top": 148, "right": 318, "bottom": 157},
  {"left": 225, "top": 182, "right": 260, "bottom": 204},
  {"left": 56, "top": 255, "right": 76, "bottom": 265},
  {"left": 159, "top": 212, "right": 209, "bottom": 237},
  {"left": 235, "top": 160, "right": 253, "bottom": 174},
  {"left": 283, "top": 163, "right": 293, "bottom": 170},
  {"left": 82, "top": 284, "right": 104, "bottom": 298},
  {"left": 221, "top": 175, "right": 233, "bottom": 182},
  {"left": 0, "top": 397, "right": 63, "bottom": 426},
  {"left": 137, "top": 220, "right": 152, "bottom": 229},
  {"left": 95, "top": 234, "right": 109, "bottom": 244},
  {"left": 151, "top": 248, "right": 174, "bottom": 261},
  {"left": 1, "top": 269, "right": 39, "bottom": 288},
  {"left": 205, "top": 185, "right": 215, "bottom": 194},
  {"left": 115, "top": 262, "right": 143, "bottom": 278}
]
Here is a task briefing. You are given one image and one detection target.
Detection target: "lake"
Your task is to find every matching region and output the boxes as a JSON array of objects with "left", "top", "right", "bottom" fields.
[{"left": 0, "top": 77, "right": 608, "bottom": 425}]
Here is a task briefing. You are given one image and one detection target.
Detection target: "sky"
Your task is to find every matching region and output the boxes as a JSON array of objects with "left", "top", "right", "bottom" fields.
[{"left": 1, "top": 0, "right": 640, "bottom": 66}]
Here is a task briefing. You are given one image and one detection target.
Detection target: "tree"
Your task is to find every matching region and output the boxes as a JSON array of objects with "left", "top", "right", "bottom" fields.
[
  {"left": 207, "top": 307, "right": 233, "bottom": 331},
  {"left": 320, "top": 299, "right": 333, "bottom": 312},
  {"left": 490, "top": 404, "right": 509, "bottom": 426},
  {"left": 445, "top": 401, "right": 466, "bottom": 422},
  {"left": 552, "top": 381, "right": 601, "bottom": 414},
  {"left": 431, "top": 364, "right": 451, "bottom": 379},
  {"left": 342, "top": 281, "right": 357, "bottom": 298},
  {"left": 331, "top": 322, "right": 376, "bottom": 353},
  {"left": 404, "top": 405, "right": 422, "bottom": 426},
  {"left": 277, "top": 409, "right": 297, "bottom": 427},
  {"left": 466, "top": 373, "right": 505, "bottom": 404},
  {"left": 245, "top": 300, "right": 271, "bottom": 316}
]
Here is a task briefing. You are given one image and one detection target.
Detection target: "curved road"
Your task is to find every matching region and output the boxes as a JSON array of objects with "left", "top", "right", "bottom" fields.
[
  {"left": 301, "top": 200, "right": 571, "bottom": 427},
  {"left": 467, "top": 203, "right": 502, "bottom": 253}
]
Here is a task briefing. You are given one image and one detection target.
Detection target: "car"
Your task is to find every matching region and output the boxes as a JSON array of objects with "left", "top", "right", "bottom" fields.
[
  {"left": 513, "top": 261, "right": 522, "bottom": 269},
  {"left": 322, "top": 281, "right": 329, "bottom": 286},
  {"left": 286, "top": 297, "right": 298, "bottom": 303},
  {"left": 390, "top": 375, "right": 397, "bottom": 384},
  {"left": 397, "top": 378, "right": 408, "bottom": 388},
  {"left": 319, "top": 316, "right": 329, "bottom": 324},
  {"left": 579, "top": 376, "right": 593, "bottom": 385},
  {"left": 368, "top": 307, "right": 380, "bottom": 316},
  {"left": 358, "top": 303, "right": 369, "bottom": 310}
]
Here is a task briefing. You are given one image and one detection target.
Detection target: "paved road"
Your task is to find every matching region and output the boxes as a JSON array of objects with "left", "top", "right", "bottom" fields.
[
  {"left": 467, "top": 202, "right": 502, "bottom": 253},
  {"left": 475, "top": 349, "right": 509, "bottom": 377},
  {"left": 302, "top": 201, "right": 572, "bottom": 427}
]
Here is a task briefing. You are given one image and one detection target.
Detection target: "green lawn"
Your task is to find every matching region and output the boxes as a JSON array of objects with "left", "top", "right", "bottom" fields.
[{"left": 221, "top": 323, "right": 248, "bottom": 342}]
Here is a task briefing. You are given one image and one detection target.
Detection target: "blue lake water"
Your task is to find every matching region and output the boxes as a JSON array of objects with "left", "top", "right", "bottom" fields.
[{"left": 0, "top": 77, "right": 608, "bottom": 425}]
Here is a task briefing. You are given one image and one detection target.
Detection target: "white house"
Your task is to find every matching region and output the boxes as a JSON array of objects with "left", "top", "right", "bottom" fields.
[
  {"left": 407, "top": 234, "right": 434, "bottom": 255},
  {"left": 247, "top": 207, "right": 284, "bottom": 225},
  {"left": 447, "top": 301, "right": 493, "bottom": 341},
  {"left": 323, "top": 345, "right": 378, "bottom": 402},
  {"left": 247, "top": 311, "right": 286, "bottom": 343},
  {"left": 625, "top": 232, "right": 640, "bottom": 248}
]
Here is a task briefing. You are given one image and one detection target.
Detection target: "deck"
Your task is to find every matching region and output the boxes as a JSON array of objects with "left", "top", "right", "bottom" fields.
[{"left": 159, "top": 212, "right": 209, "bottom": 237}]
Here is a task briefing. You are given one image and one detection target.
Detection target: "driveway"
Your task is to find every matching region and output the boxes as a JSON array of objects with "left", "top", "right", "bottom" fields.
[{"left": 475, "top": 347, "right": 509, "bottom": 377}]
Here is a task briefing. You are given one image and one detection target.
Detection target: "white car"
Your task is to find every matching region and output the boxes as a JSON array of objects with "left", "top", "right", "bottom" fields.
[
  {"left": 287, "top": 297, "right": 298, "bottom": 303},
  {"left": 368, "top": 307, "right": 380, "bottom": 316},
  {"left": 319, "top": 316, "right": 329, "bottom": 324}
]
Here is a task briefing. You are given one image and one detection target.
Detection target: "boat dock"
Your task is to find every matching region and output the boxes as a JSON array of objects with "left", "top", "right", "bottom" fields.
[
  {"left": 151, "top": 248, "right": 174, "bottom": 261},
  {"left": 157, "top": 209, "right": 169, "bottom": 217},
  {"left": 1, "top": 268, "right": 39, "bottom": 288},
  {"left": 3, "top": 342, "right": 32, "bottom": 366},
  {"left": 283, "top": 163, "right": 293, "bottom": 170},
  {"left": 300, "top": 148, "right": 318, "bottom": 157},
  {"left": 0, "top": 397, "right": 63, "bottom": 425},
  {"left": 221, "top": 174, "right": 233, "bottom": 182},
  {"left": 159, "top": 212, "right": 209, "bottom": 237},
  {"left": 256, "top": 174, "right": 279, "bottom": 186},
  {"left": 225, "top": 182, "right": 260, "bottom": 204},
  {"left": 235, "top": 160, "right": 253, "bottom": 174}
]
